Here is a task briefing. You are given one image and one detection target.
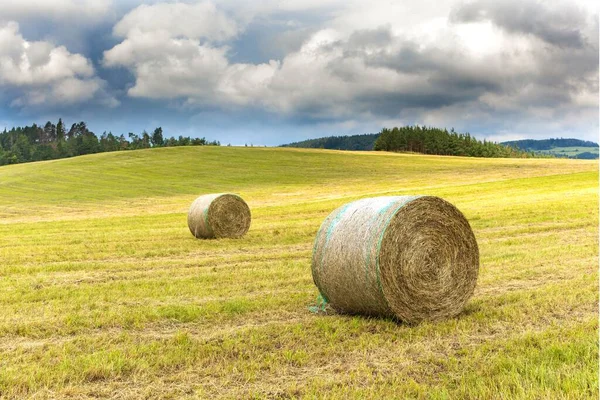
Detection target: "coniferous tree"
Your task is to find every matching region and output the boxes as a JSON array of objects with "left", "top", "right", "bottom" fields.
[
  {"left": 42, "top": 121, "right": 56, "bottom": 143},
  {"left": 151, "top": 127, "right": 164, "bottom": 147},
  {"left": 56, "top": 118, "right": 65, "bottom": 142}
]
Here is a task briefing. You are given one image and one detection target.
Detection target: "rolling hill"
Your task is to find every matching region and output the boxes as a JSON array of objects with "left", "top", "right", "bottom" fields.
[
  {"left": 502, "top": 138, "right": 599, "bottom": 159},
  {"left": 282, "top": 133, "right": 598, "bottom": 159},
  {"left": 0, "top": 147, "right": 597, "bottom": 398}
]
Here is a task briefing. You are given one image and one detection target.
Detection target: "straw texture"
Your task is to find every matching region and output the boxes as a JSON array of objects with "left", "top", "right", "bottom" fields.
[
  {"left": 188, "top": 193, "right": 251, "bottom": 239},
  {"left": 312, "top": 196, "right": 479, "bottom": 323}
]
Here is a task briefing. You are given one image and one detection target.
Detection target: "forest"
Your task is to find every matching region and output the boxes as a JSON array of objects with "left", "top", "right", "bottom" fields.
[
  {"left": 0, "top": 120, "right": 220, "bottom": 166},
  {"left": 373, "top": 126, "right": 533, "bottom": 157},
  {"left": 501, "top": 138, "right": 598, "bottom": 151},
  {"left": 281, "top": 134, "right": 379, "bottom": 150},
  {"left": 283, "top": 126, "right": 535, "bottom": 158}
]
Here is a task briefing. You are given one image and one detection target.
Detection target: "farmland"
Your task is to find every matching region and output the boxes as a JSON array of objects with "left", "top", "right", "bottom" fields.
[{"left": 0, "top": 146, "right": 597, "bottom": 399}]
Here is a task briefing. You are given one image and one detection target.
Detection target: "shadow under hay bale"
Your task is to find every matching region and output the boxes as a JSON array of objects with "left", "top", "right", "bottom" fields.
[
  {"left": 312, "top": 196, "right": 479, "bottom": 324},
  {"left": 188, "top": 193, "right": 251, "bottom": 239}
]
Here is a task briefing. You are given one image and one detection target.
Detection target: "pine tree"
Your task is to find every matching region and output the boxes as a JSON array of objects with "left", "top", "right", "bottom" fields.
[
  {"left": 43, "top": 121, "right": 56, "bottom": 143},
  {"left": 56, "top": 118, "right": 65, "bottom": 142}
]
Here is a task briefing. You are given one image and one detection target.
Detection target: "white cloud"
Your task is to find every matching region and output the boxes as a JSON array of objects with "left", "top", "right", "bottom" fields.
[
  {"left": 113, "top": 2, "right": 238, "bottom": 41},
  {"left": 0, "top": 0, "right": 112, "bottom": 23},
  {"left": 104, "top": 1, "right": 276, "bottom": 106},
  {"left": 104, "top": 29, "right": 278, "bottom": 105},
  {"left": 104, "top": 2, "right": 279, "bottom": 106},
  {"left": 0, "top": 21, "right": 117, "bottom": 107}
]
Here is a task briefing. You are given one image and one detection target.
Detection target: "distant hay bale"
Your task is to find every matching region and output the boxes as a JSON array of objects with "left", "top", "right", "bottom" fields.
[
  {"left": 188, "top": 193, "right": 251, "bottom": 239},
  {"left": 312, "top": 196, "right": 479, "bottom": 323}
]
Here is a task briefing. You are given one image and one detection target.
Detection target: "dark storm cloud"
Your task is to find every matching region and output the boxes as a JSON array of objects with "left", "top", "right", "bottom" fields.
[
  {"left": 339, "top": 4, "right": 596, "bottom": 118},
  {"left": 365, "top": 42, "right": 439, "bottom": 74},
  {"left": 328, "top": 28, "right": 501, "bottom": 114},
  {"left": 355, "top": 92, "right": 476, "bottom": 116},
  {"left": 451, "top": 0, "right": 589, "bottom": 48}
]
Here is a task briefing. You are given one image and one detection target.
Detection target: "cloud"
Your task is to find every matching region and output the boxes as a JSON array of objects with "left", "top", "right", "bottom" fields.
[
  {"left": 103, "top": 28, "right": 279, "bottom": 105},
  {"left": 4, "top": 0, "right": 597, "bottom": 142},
  {"left": 103, "top": 2, "right": 278, "bottom": 106},
  {"left": 104, "top": 0, "right": 596, "bottom": 119},
  {"left": 113, "top": 2, "right": 238, "bottom": 42},
  {"left": 448, "top": 0, "right": 598, "bottom": 123},
  {"left": 0, "top": 21, "right": 117, "bottom": 108},
  {"left": 0, "top": 0, "right": 112, "bottom": 24},
  {"left": 451, "top": 0, "right": 591, "bottom": 48}
]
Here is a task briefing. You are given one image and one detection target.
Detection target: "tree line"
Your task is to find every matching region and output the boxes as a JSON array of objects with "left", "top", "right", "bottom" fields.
[
  {"left": 373, "top": 126, "right": 537, "bottom": 158},
  {"left": 0, "top": 119, "right": 220, "bottom": 166},
  {"left": 281, "top": 134, "right": 379, "bottom": 150},
  {"left": 501, "top": 138, "right": 598, "bottom": 151}
]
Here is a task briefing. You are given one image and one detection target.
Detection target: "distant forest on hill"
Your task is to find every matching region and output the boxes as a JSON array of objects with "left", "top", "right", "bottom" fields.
[
  {"left": 374, "top": 126, "right": 533, "bottom": 157},
  {"left": 283, "top": 126, "right": 535, "bottom": 158},
  {"left": 0, "top": 120, "right": 220, "bottom": 166},
  {"left": 281, "top": 133, "right": 379, "bottom": 151},
  {"left": 501, "top": 138, "right": 598, "bottom": 150},
  {"left": 500, "top": 138, "right": 599, "bottom": 159}
]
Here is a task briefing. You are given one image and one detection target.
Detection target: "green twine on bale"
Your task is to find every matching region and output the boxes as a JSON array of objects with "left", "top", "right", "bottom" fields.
[{"left": 308, "top": 293, "right": 329, "bottom": 314}]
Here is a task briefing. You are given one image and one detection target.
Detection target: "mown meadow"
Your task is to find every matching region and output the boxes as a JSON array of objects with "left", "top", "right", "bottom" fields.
[{"left": 0, "top": 146, "right": 597, "bottom": 399}]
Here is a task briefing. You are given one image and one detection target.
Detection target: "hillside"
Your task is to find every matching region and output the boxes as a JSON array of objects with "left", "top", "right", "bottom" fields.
[
  {"left": 281, "top": 133, "right": 379, "bottom": 150},
  {"left": 282, "top": 127, "right": 530, "bottom": 158},
  {"left": 0, "top": 147, "right": 597, "bottom": 398},
  {"left": 502, "top": 138, "right": 599, "bottom": 159},
  {"left": 282, "top": 133, "right": 599, "bottom": 159}
]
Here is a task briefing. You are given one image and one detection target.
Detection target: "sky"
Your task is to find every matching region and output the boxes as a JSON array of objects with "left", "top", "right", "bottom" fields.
[{"left": 0, "top": 0, "right": 598, "bottom": 145}]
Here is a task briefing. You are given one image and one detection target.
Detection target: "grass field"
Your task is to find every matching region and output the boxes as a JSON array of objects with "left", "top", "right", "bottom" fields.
[{"left": 0, "top": 146, "right": 597, "bottom": 399}]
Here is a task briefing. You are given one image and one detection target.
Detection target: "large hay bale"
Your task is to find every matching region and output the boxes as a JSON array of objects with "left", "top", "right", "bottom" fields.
[
  {"left": 188, "top": 193, "right": 251, "bottom": 239},
  {"left": 312, "top": 196, "right": 479, "bottom": 323}
]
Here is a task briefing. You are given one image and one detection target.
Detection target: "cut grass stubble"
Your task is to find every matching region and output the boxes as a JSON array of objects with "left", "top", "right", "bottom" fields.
[{"left": 0, "top": 147, "right": 597, "bottom": 399}]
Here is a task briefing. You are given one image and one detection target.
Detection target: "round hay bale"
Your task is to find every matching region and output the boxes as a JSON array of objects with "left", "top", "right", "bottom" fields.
[
  {"left": 312, "top": 195, "right": 479, "bottom": 323},
  {"left": 188, "top": 193, "right": 251, "bottom": 239}
]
